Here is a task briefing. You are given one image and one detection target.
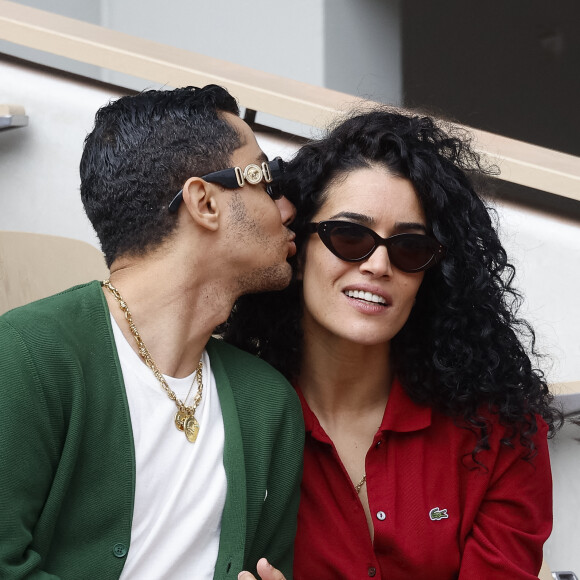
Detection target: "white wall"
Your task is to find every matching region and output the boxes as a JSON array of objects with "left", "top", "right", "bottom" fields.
[
  {"left": 0, "top": 57, "right": 111, "bottom": 248},
  {"left": 495, "top": 201, "right": 580, "bottom": 384}
]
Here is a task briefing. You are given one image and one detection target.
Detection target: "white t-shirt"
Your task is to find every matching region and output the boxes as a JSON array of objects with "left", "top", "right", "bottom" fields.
[{"left": 111, "top": 317, "right": 227, "bottom": 580}]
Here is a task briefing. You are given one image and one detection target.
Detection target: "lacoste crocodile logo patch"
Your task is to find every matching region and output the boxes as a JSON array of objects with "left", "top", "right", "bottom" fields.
[{"left": 429, "top": 507, "right": 449, "bottom": 521}]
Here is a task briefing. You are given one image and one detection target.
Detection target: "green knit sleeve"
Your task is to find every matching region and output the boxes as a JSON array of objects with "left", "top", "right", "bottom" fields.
[
  {"left": 248, "top": 382, "right": 303, "bottom": 579},
  {"left": 0, "top": 318, "right": 62, "bottom": 579}
]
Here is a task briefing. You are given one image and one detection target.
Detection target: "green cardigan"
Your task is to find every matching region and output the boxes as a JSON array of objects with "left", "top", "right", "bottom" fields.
[{"left": 0, "top": 282, "right": 304, "bottom": 579}]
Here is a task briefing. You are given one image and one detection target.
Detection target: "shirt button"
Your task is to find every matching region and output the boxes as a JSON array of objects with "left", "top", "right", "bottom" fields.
[
  {"left": 368, "top": 567, "right": 377, "bottom": 577},
  {"left": 376, "top": 440, "right": 382, "bottom": 447},
  {"left": 112, "top": 543, "right": 128, "bottom": 558},
  {"left": 376, "top": 511, "right": 386, "bottom": 521}
]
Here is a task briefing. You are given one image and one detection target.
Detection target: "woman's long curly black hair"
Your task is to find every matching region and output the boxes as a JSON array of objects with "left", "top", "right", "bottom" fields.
[{"left": 223, "top": 108, "right": 561, "bottom": 460}]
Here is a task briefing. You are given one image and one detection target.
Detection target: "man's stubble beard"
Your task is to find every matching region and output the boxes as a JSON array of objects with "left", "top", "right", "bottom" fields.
[
  {"left": 227, "top": 192, "right": 292, "bottom": 296},
  {"left": 235, "top": 261, "right": 292, "bottom": 296}
]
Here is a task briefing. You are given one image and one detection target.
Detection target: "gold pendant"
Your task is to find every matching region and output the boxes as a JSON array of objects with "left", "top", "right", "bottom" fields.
[
  {"left": 184, "top": 416, "right": 199, "bottom": 443},
  {"left": 174, "top": 410, "right": 188, "bottom": 431}
]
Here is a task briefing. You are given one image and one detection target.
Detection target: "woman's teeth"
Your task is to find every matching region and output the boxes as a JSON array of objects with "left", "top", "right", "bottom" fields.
[{"left": 344, "top": 290, "right": 387, "bottom": 304}]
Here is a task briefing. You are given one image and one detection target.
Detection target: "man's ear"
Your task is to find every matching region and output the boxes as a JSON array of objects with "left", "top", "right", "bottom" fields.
[{"left": 180, "top": 177, "right": 220, "bottom": 231}]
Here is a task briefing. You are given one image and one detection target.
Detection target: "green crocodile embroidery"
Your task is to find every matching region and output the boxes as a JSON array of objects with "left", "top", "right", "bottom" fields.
[{"left": 429, "top": 507, "right": 449, "bottom": 521}]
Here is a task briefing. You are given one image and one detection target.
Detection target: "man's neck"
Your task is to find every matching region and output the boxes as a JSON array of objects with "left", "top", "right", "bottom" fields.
[{"left": 104, "top": 254, "right": 235, "bottom": 379}]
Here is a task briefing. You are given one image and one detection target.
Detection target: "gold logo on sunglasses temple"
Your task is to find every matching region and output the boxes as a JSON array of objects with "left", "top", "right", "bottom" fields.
[
  {"left": 235, "top": 162, "right": 273, "bottom": 187},
  {"left": 168, "top": 158, "right": 282, "bottom": 213}
]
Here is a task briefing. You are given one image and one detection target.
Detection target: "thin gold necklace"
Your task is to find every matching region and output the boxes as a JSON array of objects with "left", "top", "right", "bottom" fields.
[
  {"left": 355, "top": 474, "right": 366, "bottom": 494},
  {"left": 102, "top": 279, "right": 203, "bottom": 443}
]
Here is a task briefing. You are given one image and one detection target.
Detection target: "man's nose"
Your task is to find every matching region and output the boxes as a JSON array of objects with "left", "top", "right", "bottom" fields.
[{"left": 275, "top": 195, "right": 296, "bottom": 226}]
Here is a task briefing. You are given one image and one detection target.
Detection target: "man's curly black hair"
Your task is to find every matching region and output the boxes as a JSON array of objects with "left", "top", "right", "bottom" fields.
[
  {"left": 80, "top": 85, "right": 240, "bottom": 267},
  {"left": 223, "top": 108, "right": 561, "bottom": 462}
]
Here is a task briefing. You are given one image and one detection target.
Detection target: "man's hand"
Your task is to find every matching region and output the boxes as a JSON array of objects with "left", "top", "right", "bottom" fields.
[{"left": 238, "top": 558, "right": 287, "bottom": 580}]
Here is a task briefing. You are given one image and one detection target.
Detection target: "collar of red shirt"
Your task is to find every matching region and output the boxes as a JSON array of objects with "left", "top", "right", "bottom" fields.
[{"left": 295, "top": 377, "right": 432, "bottom": 443}]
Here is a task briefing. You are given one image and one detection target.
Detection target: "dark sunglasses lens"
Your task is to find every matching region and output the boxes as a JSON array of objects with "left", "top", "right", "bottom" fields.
[
  {"left": 266, "top": 183, "right": 283, "bottom": 200},
  {"left": 266, "top": 158, "right": 285, "bottom": 200},
  {"left": 327, "top": 224, "right": 375, "bottom": 261},
  {"left": 388, "top": 235, "right": 437, "bottom": 271}
]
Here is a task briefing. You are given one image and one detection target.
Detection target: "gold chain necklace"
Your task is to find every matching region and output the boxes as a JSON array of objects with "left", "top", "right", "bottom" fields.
[
  {"left": 102, "top": 279, "right": 203, "bottom": 443},
  {"left": 355, "top": 474, "right": 366, "bottom": 494}
]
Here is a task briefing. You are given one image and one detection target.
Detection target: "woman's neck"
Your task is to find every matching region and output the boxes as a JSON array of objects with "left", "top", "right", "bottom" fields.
[{"left": 299, "top": 323, "right": 393, "bottom": 423}]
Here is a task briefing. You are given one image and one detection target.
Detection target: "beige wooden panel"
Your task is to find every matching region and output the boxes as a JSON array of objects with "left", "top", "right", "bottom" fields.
[
  {"left": 0, "top": 103, "right": 23, "bottom": 114},
  {"left": 0, "top": 231, "right": 108, "bottom": 314},
  {"left": 1, "top": 0, "right": 579, "bottom": 202},
  {"left": 538, "top": 558, "right": 553, "bottom": 580},
  {"left": 552, "top": 381, "right": 580, "bottom": 396},
  {"left": 0, "top": 102, "right": 28, "bottom": 129}
]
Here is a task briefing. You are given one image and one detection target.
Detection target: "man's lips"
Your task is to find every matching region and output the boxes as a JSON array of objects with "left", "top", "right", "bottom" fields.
[{"left": 287, "top": 234, "right": 297, "bottom": 257}]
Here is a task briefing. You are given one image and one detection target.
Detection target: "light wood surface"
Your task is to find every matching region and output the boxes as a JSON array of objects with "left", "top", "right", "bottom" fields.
[
  {"left": 538, "top": 558, "right": 553, "bottom": 580},
  {"left": 551, "top": 381, "right": 580, "bottom": 396},
  {"left": 0, "top": 231, "right": 108, "bottom": 314}
]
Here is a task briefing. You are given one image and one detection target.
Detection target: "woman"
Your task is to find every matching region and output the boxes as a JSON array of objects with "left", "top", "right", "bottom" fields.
[{"left": 230, "top": 109, "right": 560, "bottom": 580}]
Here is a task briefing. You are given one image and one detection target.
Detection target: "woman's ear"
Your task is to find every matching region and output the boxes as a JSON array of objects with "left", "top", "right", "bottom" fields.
[{"left": 180, "top": 177, "right": 219, "bottom": 231}]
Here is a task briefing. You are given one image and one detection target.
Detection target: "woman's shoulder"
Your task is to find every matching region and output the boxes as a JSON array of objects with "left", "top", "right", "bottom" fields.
[{"left": 428, "top": 403, "right": 549, "bottom": 468}]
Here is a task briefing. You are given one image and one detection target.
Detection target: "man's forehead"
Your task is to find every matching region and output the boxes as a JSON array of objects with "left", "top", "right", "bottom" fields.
[
  {"left": 232, "top": 148, "right": 268, "bottom": 169},
  {"left": 225, "top": 115, "right": 268, "bottom": 164},
  {"left": 222, "top": 112, "right": 250, "bottom": 144}
]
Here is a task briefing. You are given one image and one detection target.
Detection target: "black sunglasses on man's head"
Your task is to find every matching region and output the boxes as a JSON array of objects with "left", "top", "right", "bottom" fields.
[
  {"left": 168, "top": 157, "right": 285, "bottom": 213},
  {"left": 308, "top": 220, "right": 445, "bottom": 273}
]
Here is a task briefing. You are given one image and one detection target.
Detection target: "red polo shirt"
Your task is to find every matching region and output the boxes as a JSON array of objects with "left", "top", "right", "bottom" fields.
[{"left": 294, "top": 379, "right": 552, "bottom": 580}]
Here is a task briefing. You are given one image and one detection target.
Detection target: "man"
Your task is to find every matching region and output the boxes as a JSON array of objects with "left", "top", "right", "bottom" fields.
[{"left": 0, "top": 85, "right": 303, "bottom": 579}]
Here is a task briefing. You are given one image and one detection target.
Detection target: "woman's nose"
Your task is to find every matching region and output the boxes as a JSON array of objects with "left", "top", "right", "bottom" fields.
[
  {"left": 275, "top": 195, "right": 296, "bottom": 226},
  {"left": 359, "top": 245, "right": 393, "bottom": 277}
]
